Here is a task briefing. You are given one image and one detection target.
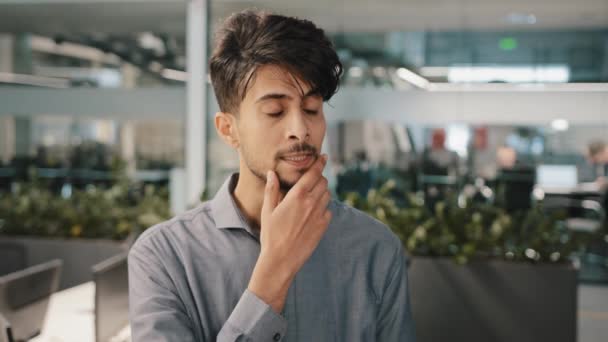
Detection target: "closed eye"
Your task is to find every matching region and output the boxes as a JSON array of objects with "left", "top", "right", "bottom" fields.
[
  {"left": 304, "top": 109, "right": 318, "bottom": 115},
  {"left": 266, "top": 111, "right": 283, "bottom": 117}
]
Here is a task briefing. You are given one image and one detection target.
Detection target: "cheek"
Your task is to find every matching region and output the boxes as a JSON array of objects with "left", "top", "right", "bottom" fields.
[
  {"left": 312, "top": 117, "right": 326, "bottom": 145},
  {"left": 240, "top": 121, "right": 281, "bottom": 152}
]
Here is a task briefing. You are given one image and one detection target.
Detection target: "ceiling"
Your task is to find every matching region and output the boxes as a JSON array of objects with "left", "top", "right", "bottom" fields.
[{"left": 0, "top": 0, "right": 607, "bottom": 35}]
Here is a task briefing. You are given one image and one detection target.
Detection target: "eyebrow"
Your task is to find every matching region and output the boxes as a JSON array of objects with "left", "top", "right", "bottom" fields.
[{"left": 255, "top": 89, "right": 320, "bottom": 103}]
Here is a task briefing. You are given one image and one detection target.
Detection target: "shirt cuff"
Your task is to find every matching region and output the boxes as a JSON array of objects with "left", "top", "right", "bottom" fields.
[{"left": 225, "top": 289, "right": 288, "bottom": 341}]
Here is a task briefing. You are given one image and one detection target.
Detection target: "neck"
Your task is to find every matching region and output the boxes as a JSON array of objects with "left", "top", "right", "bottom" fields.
[{"left": 232, "top": 166, "right": 270, "bottom": 231}]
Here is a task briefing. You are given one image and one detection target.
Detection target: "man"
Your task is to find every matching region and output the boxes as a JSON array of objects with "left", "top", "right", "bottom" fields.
[
  {"left": 587, "top": 140, "right": 608, "bottom": 184},
  {"left": 128, "top": 10, "right": 415, "bottom": 341},
  {"left": 586, "top": 140, "right": 608, "bottom": 217}
]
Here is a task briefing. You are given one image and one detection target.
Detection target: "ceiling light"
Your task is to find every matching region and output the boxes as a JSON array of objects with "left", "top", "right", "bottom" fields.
[
  {"left": 448, "top": 65, "right": 569, "bottom": 83},
  {"left": 419, "top": 67, "right": 449, "bottom": 78},
  {"left": 506, "top": 13, "right": 537, "bottom": 25},
  {"left": 551, "top": 119, "right": 569, "bottom": 131},
  {"left": 396, "top": 67, "right": 430, "bottom": 89},
  {"left": 161, "top": 68, "right": 187, "bottom": 82},
  {"left": 348, "top": 66, "right": 363, "bottom": 78}
]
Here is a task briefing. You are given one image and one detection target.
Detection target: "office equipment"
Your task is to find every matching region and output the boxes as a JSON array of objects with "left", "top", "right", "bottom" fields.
[{"left": 536, "top": 164, "right": 578, "bottom": 190}]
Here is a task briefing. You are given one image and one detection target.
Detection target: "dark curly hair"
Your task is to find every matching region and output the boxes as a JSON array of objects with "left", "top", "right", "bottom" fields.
[{"left": 209, "top": 10, "right": 343, "bottom": 114}]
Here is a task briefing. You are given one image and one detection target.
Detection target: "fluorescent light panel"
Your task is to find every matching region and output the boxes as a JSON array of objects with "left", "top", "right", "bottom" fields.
[
  {"left": 396, "top": 67, "right": 431, "bottom": 89},
  {"left": 447, "top": 65, "right": 570, "bottom": 83}
]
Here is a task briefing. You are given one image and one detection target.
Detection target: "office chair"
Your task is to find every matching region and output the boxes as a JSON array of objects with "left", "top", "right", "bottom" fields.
[
  {"left": 92, "top": 253, "right": 129, "bottom": 342},
  {"left": 0, "top": 242, "right": 26, "bottom": 277},
  {"left": 0, "top": 259, "right": 62, "bottom": 341}
]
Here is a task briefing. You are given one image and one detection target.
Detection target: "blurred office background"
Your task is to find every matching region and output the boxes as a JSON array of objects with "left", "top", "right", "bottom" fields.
[{"left": 1, "top": 0, "right": 608, "bottom": 341}]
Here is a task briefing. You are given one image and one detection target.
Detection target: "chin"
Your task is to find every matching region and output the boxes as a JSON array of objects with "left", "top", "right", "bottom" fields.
[{"left": 276, "top": 171, "right": 302, "bottom": 191}]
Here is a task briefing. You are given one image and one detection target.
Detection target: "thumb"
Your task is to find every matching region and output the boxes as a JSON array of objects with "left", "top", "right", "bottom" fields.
[{"left": 262, "top": 170, "right": 280, "bottom": 218}]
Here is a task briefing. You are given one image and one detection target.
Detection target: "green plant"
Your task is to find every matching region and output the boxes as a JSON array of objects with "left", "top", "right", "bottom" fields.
[
  {"left": 0, "top": 179, "right": 170, "bottom": 240},
  {"left": 343, "top": 179, "right": 592, "bottom": 264}
]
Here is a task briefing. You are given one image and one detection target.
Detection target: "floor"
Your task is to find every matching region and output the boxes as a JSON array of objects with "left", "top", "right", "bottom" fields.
[{"left": 578, "top": 284, "right": 608, "bottom": 342}]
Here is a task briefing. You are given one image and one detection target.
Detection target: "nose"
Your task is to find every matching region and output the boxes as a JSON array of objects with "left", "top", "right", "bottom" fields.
[{"left": 285, "top": 111, "right": 310, "bottom": 142}]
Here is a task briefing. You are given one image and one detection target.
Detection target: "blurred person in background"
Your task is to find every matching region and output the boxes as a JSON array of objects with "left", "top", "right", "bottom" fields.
[
  {"left": 421, "top": 128, "right": 460, "bottom": 177},
  {"left": 585, "top": 140, "right": 608, "bottom": 215},
  {"left": 128, "top": 10, "right": 415, "bottom": 342},
  {"left": 586, "top": 140, "right": 608, "bottom": 187},
  {"left": 496, "top": 145, "right": 518, "bottom": 170},
  {"left": 495, "top": 145, "right": 536, "bottom": 212},
  {"left": 419, "top": 128, "right": 460, "bottom": 209}
]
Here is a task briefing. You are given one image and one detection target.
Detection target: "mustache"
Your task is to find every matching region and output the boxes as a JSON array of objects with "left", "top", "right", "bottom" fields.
[{"left": 277, "top": 143, "right": 318, "bottom": 158}]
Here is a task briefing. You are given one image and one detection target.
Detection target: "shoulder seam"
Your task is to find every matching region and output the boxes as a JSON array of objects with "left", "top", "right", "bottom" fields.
[{"left": 133, "top": 203, "right": 211, "bottom": 251}]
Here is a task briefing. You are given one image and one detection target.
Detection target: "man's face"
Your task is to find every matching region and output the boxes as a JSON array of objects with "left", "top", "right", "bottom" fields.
[
  {"left": 600, "top": 147, "right": 608, "bottom": 164},
  {"left": 590, "top": 147, "right": 608, "bottom": 164},
  {"left": 234, "top": 65, "right": 326, "bottom": 191}
]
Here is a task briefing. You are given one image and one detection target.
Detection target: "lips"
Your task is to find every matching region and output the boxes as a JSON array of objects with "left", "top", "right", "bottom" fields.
[{"left": 280, "top": 153, "right": 314, "bottom": 169}]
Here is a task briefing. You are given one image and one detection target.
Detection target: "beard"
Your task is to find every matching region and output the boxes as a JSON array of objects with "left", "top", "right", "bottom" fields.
[{"left": 241, "top": 142, "right": 318, "bottom": 192}]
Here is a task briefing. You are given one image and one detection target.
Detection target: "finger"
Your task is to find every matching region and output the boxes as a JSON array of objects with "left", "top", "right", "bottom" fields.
[
  {"left": 308, "top": 176, "right": 329, "bottom": 201},
  {"left": 311, "top": 209, "right": 332, "bottom": 240},
  {"left": 289, "top": 154, "right": 328, "bottom": 195},
  {"left": 261, "top": 170, "right": 280, "bottom": 219},
  {"left": 306, "top": 157, "right": 329, "bottom": 193},
  {"left": 298, "top": 154, "right": 327, "bottom": 192},
  {"left": 323, "top": 209, "right": 332, "bottom": 224},
  {"left": 311, "top": 190, "right": 331, "bottom": 218}
]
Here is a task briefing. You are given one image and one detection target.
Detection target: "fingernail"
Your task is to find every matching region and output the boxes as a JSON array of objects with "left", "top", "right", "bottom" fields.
[
  {"left": 322, "top": 154, "right": 328, "bottom": 163},
  {"left": 266, "top": 171, "right": 273, "bottom": 184}
]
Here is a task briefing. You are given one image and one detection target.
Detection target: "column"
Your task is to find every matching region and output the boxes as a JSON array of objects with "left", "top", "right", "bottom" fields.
[{"left": 185, "top": 0, "right": 209, "bottom": 205}]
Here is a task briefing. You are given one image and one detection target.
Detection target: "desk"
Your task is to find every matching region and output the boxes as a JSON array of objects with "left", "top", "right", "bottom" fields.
[
  {"left": 30, "top": 282, "right": 130, "bottom": 342},
  {"left": 539, "top": 182, "right": 602, "bottom": 196},
  {"left": 30, "top": 282, "right": 94, "bottom": 342}
]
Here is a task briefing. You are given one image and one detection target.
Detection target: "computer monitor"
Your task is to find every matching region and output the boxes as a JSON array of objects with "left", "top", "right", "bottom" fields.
[
  {"left": 92, "top": 252, "right": 129, "bottom": 342},
  {"left": 0, "top": 313, "right": 15, "bottom": 342},
  {"left": 536, "top": 165, "right": 578, "bottom": 189},
  {"left": 0, "top": 259, "right": 62, "bottom": 341}
]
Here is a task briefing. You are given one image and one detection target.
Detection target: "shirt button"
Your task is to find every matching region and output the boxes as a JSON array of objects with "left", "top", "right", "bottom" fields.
[{"left": 273, "top": 333, "right": 281, "bottom": 341}]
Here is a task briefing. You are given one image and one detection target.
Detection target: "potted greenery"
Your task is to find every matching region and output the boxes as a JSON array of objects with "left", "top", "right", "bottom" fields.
[
  {"left": 0, "top": 178, "right": 170, "bottom": 290},
  {"left": 343, "top": 180, "right": 591, "bottom": 342}
]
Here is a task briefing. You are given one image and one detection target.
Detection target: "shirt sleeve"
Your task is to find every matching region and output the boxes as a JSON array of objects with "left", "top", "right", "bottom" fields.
[
  {"left": 128, "top": 248, "right": 197, "bottom": 342},
  {"left": 217, "top": 289, "right": 288, "bottom": 341},
  {"left": 129, "top": 245, "right": 288, "bottom": 342},
  {"left": 376, "top": 244, "right": 417, "bottom": 342}
]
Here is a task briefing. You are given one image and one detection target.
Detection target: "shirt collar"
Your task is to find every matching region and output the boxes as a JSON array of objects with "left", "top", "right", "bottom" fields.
[{"left": 210, "top": 173, "right": 259, "bottom": 237}]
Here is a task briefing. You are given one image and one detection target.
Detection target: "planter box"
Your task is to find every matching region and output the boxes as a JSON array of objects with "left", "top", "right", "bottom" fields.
[
  {"left": 0, "top": 236, "right": 127, "bottom": 290},
  {"left": 408, "top": 257, "right": 578, "bottom": 342}
]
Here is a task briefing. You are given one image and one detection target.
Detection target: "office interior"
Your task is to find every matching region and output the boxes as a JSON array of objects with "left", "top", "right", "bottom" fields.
[{"left": 1, "top": 0, "right": 608, "bottom": 341}]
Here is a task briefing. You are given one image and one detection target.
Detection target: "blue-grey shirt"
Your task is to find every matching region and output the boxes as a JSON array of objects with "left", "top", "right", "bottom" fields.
[{"left": 128, "top": 174, "right": 415, "bottom": 341}]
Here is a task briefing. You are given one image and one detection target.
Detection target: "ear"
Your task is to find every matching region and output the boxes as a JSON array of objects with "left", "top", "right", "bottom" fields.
[{"left": 215, "top": 112, "right": 240, "bottom": 148}]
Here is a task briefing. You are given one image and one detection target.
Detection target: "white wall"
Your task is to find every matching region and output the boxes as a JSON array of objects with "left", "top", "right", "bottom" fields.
[
  {"left": 546, "top": 125, "right": 608, "bottom": 155},
  {"left": 327, "top": 87, "right": 608, "bottom": 126}
]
